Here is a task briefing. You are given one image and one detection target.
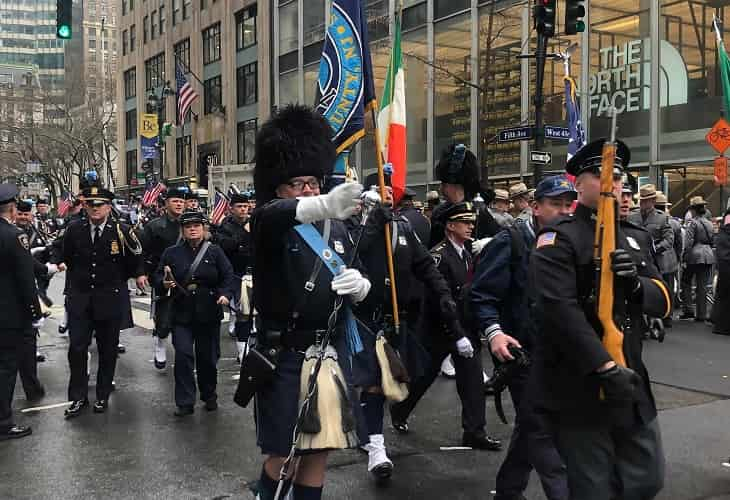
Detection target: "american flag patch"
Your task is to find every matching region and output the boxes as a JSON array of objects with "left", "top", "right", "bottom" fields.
[{"left": 536, "top": 231, "right": 557, "bottom": 248}]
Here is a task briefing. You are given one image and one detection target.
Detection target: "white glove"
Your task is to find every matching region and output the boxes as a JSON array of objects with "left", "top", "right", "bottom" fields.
[
  {"left": 32, "top": 317, "right": 45, "bottom": 329},
  {"left": 471, "top": 237, "right": 492, "bottom": 256},
  {"left": 45, "top": 263, "right": 59, "bottom": 275},
  {"left": 331, "top": 267, "right": 371, "bottom": 303},
  {"left": 455, "top": 336, "right": 475, "bottom": 358},
  {"left": 295, "top": 182, "right": 363, "bottom": 223}
]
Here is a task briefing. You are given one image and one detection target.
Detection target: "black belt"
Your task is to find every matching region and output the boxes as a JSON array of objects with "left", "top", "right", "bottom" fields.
[{"left": 260, "top": 328, "right": 330, "bottom": 352}]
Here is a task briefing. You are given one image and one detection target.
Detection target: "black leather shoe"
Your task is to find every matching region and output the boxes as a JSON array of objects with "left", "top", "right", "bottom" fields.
[
  {"left": 154, "top": 357, "right": 166, "bottom": 370},
  {"left": 58, "top": 324, "right": 67, "bottom": 334},
  {"left": 35, "top": 352, "right": 46, "bottom": 363},
  {"left": 204, "top": 397, "right": 218, "bottom": 411},
  {"left": 64, "top": 399, "right": 89, "bottom": 419},
  {"left": 390, "top": 407, "right": 409, "bottom": 434},
  {"left": 93, "top": 400, "right": 108, "bottom": 413},
  {"left": 371, "top": 462, "right": 394, "bottom": 483},
  {"left": 0, "top": 425, "right": 32, "bottom": 441},
  {"left": 117, "top": 344, "right": 126, "bottom": 354},
  {"left": 462, "top": 433, "right": 502, "bottom": 451},
  {"left": 174, "top": 406, "right": 194, "bottom": 417}
]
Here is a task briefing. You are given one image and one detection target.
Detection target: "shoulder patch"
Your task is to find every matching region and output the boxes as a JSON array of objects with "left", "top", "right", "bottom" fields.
[
  {"left": 432, "top": 253, "right": 442, "bottom": 266},
  {"left": 17, "top": 233, "right": 29, "bottom": 250},
  {"left": 536, "top": 231, "right": 557, "bottom": 249}
]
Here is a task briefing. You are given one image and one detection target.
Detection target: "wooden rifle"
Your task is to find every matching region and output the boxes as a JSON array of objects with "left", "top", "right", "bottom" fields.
[{"left": 593, "top": 110, "right": 627, "bottom": 369}]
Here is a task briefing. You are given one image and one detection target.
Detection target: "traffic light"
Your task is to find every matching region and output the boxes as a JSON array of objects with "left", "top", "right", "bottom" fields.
[
  {"left": 565, "top": 0, "right": 586, "bottom": 35},
  {"left": 534, "top": 0, "right": 557, "bottom": 37},
  {"left": 56, "top": 0, "right": 72, "bottom": 39}
]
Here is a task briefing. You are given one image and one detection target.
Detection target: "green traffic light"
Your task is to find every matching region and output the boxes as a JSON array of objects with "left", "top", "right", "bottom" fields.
[
  {"left": 57, "top": 25, "right": 71, "bottom": 39},
  {"left": 576, "top": 21, "right": 585, "bottom": 33}
]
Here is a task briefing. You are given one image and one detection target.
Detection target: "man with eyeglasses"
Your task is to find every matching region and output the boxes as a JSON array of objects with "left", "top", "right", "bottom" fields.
[{"left": 61, "top": 186, "right": 146, "bottom": 419}]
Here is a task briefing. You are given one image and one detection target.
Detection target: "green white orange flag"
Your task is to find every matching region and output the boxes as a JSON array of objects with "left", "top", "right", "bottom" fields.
[
  {"left": 377, "top": 12, "right": 407, "bottom": 204},
  {"left": 714, "top": 15, "right": 730, "bottom": 117}
]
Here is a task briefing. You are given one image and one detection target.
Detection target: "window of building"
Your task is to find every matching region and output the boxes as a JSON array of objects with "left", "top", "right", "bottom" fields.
[
  {"left": 434, "top": 0, "right": 469, "bottom": 20},
  {"left": 202, "top": 23, "right": 221, "bottom": 64},
  {"left": 124, "top": 68, "right": 136, "bottom": 99},
  {"left": 176, "top": 135, "right": 191, "bottom": 176},
  {"left": 183, "top": 0, "right": 191, "bottom": 20},
  {"left": 145, "top": 52, "right": 165, "bottom": 90},
  {"left": 130, "top": 25, "right": 136, "bottom": 51},
  {"left": 237, "top": 62, "right": 257, "bottom": 107},
  {"left": 279, "top": 1, "right": 298, "bottom": 55},
  {"left": 204, "top": 76, "right": 222, "bottom": 114},
  {"left": 237, "top": 119, "right": 257, "bottom": 163},
  {"left": 278, "top": 70, "right": 298, "bottom": 105},
  {"left": 174, "top": 38, "right": 190, "bottom": 71},
  {"left": 122, "top": 0, "right": 128, "bottom": 15},
  {"left": 151, "top": 11, "right": 157, "bottom": 40},
  {"left": 159, "top": 5, "right": 165, "bottom": 35},
  {"left": 130, "top": 0, "right": 134, "bottom": 11},
  {"left": 89, "top": 27, "right": 97, "bottom": 36},
  {"left": 201, "top": 0, "right": 207, "bottom": 9},
  {"left": 236, "top": 5, "right": 257, "bottom": 51},
  {"left": 122, "top": 30, "right": 128, "bottom": 56},
  {"left": 172, "top": 0, "right": 180, "bottom": 25},
  {"left": 143, "top": 15, "right": 149, "bottom": 43},
  {"left": 303, "top": 0, "right": 325, "bottom": 46},
  {"left": 125, "top": 109, "right": 137, "bottom": 139},
  {"left": 126, "top": 150, "right": 138, "bottom": 185},
  {"left": 89, "top": 39, "right": 97, "bottom": 49}
]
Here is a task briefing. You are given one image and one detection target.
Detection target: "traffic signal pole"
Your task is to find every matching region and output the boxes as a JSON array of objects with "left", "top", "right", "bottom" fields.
[{"left": 533, "top": 32, "right": 548, "bottom": 185}]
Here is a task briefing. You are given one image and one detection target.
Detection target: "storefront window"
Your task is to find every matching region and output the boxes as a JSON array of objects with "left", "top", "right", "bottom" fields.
[
  {"left": 588, "top": 1, "right": 652, "bottom": 163},
  {"left": 279, "top": 1, "right": 298, "bottom": 56},
  {"left": 434, "top": 11, "right": 472, "bottom": 163},
  {"left": 279, "top": 70, "right": 298, "bottom": 105}
]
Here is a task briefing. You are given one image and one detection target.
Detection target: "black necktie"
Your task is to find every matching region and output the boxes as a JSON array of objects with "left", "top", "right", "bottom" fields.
[{"left": 94, "top": 226, "right": 101, "bottom": 244}]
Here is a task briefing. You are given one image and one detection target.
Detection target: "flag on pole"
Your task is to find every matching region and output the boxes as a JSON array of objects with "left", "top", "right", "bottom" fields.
[
  {"left": 315, "top": 0, "right": 376, "bottom": 182},
  {"left": 210, "top": 190, "right": 230, "bottom": 226},
  {"left": 713, "top": 15, "right": 730, "bottom": 117},
  {"left": 57, "top": 192, "right": 72, "bottom": 217},
  {"left": 564, "top": 75, "right": 586, "bottom": 163},
  {"left": 176, "top": 62, "right": 198, "bottom": 125},
  {"left": 142, "top": 181, "right": 166, "bottom": 207},
  {"left": 377, "top": 11, "right": 407, "bottom": 204}
]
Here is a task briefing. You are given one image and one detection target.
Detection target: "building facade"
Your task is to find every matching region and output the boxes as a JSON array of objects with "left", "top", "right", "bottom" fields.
[
  {"left": 274, "top": 0, "right": 730, "bottom": 216},
  {"left": 116, "top": 0, "right": 270, "bottom": 195}
]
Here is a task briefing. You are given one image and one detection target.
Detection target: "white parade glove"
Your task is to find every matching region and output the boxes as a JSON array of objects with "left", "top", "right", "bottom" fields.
[
  {"left": 455, "top": 336, "right": 475, "bottom": 358},
  {"left": 471, "top": 237, "right": 492, "bottom": 256},
  {"left": 295, "top": 182, "right": 363, "bottom": 223},
  {"left": 45, "top": 263, "right": 59, "bottom": 275},
  {"left": 331, "top": 267, "right": 371, "bottom": 303}
]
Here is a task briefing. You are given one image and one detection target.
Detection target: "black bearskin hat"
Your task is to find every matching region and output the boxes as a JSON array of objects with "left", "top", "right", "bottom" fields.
[
  {"left": 254, "top": 104, "right": 336, "bottom": 204},
  {"left": 434, "top": 144, "right": 481, "bottom": 198}
]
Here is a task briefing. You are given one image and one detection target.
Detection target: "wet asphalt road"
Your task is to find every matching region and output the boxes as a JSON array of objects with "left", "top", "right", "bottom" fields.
[{"left": 2, "top": 276, "right": 730, "bottom": 499}]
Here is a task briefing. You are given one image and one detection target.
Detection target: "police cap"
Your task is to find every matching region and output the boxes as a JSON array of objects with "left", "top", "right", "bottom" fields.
[
  {"left": 82, "top": 186, "right": 114, "bottom": 204},
  {"left": 566, "top": 138, "right": 631, "bottom": 177},
  {"left": 36, "top": 198, "right": 49, "bottom": 206},
  {"left": 443, "top": 201, "right": 476, "bottom": 223},
  {"left": 230, "top": 192, "right": 250, "bottom": 204},
  {"left": 0, "top": 184, "right": 19, "bottom": 206},
  {"left": 17, "top": 200, "right": 33, "bottom": 212},
  {"left": 179, "top": 210, "right": 208, "bottom": 226},
  {"left": 165, "top": 187, "right": 189, "bottom": 201}
]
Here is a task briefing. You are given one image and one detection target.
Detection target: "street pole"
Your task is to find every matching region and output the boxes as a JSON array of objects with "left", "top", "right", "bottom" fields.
[{"left": 533, "top": 32, "right": 548, "bottom": 186}]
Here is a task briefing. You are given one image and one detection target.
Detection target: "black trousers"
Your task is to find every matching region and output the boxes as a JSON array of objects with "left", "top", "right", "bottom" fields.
[
  {"left": 661, "top": 272, "right": 676, "bottom": 325},
  {"left": 495, "top": 369, "right": 568, "bottom": 500},
  {"left": 67, "top": 313, "right": 121, "bottom": 401},
  {"left": 391, "top": 342, "right": 486, "bottom": 436},
  {"left": 682, "top": 264, "right": 712, "bottom": 320},
  {"left": 17, "top": 328, "right": 43, "bottom": 399},
  {"left": 555, "top": 418, "right": 664, "bottom": 500},
  {"left": 0, "top": 341, "right": 19, "bottom": 432},
  {"left": 171, "top": 322, "right": 221, "bottom": 408}
]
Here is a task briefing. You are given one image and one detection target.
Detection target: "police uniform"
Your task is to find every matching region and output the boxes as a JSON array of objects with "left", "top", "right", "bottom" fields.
[
  {"left": 529, "top": 140, "right": 671, "bottom": 499},
  {"left": 153, "top": 211, "right": 235, "bottom": 414},
  {"left": 0, "top": 184, "right": 42, "bottom": 441},
  {"left": 62, "top": 187, "right": 144, "bottom": 417}
]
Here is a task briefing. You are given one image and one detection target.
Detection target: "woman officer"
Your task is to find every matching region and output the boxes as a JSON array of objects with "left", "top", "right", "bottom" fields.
[{"left": 153, "top": 211, "right": 236, "bottom": 416}]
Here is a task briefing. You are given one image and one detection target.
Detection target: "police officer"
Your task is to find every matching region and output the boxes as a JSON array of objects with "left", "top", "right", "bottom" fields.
[
  {"left": 35, "top": 198, "right": 57, "bottom": 235},
  {"left": 681, "top": 196, "right": 715, "bottom": 322},
  {"left": 530, "top": 139, "right": 671, "bottom": 499},
  {"left": 139, "top": 187, "right": 187, "bottom": 369},
  {"left": 0, "top": 184, "right": 43, "bottom": 440},
  {"left": 490, "top": 189, "right": 515, "bottom": 230},
  {"left": 213, "top": 191, "right": 253, "bottom": 352},
  {"left": 251, "top": 104, "right": 369, "bottom": 500},
  {"left": 16, "top": 201, "right": 55, "bottom": 307},
  {"left": 62, "top": 186, "right": 145, "bottom": 418},
  {"left": 355, "top": 173, "right": 475, "bottom": 480},
  {"left": 471, "top": 176, "right": 576, "bottom": 500},
  {"left": 397, "top": 188, "right": 430, "bottom": 245},
  {"left": 392, "top": 202, "right": 502, "bottom": 452},
  {"left": 185, "top": 190, "right": 200, "bottom": 211},
  {"left": 153, "top": 211, "right": 235, "bottom": 416}
]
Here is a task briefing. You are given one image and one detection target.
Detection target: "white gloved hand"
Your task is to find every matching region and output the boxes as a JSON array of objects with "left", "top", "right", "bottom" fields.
[
  {"left": 295, "top": 182, "right": 363, "bottom": 223},
  {"left": 45, "top": 263, "right": 59, "bottom": 275},
  {"left": 471, "top": 237, "right": 492, "bottom": 256},
  {"left": 455, "top": 336, "right": 475, "bottom": 358},
  {"left": 32, "top": 317, "right": 45, "bottom": 329},
  {"left": 331, "top": 267, "right": 371, "bottom": 303}
]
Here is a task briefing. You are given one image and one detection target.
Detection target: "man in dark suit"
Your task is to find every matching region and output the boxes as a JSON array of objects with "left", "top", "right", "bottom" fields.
[
  {"left": 62, "top": 186, "right": 145, "bottom": 418},
  {"left": 0, "top": 184, "right": 42, "bottom": 440}
]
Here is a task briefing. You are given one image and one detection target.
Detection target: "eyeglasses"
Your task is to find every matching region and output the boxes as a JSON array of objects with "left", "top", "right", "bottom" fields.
[{"left": 288, "top": 178, "right": 321, "bottom": 190}]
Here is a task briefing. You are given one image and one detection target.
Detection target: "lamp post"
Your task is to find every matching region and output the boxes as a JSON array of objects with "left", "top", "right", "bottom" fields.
[{"left": 146, "top": 81, "right": 175, "bottom": 182}]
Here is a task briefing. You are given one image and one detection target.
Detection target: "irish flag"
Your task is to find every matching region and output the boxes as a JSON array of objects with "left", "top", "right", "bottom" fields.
[{"left": 377, "top": 12, "right": 407, "bottom": 204}]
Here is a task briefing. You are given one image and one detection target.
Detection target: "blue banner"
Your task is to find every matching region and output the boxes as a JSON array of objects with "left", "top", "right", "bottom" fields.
[{"left": 141, "top": 136, "right": 158, "bottom": 160}]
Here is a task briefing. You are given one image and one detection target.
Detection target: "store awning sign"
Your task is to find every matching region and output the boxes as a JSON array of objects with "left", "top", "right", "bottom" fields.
[
  {"left": 706, "top": 118, "right": 730, "bottom": 154},
  {"left": 714, "top": 155, "right": 728, "bottom": 186}
]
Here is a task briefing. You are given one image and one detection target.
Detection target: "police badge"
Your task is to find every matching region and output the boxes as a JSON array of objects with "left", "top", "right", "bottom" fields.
[
  {"left": 333, "top": 240, "right": 345, "bottom": 254},
  {"left": 110, "top": 240, "right": 120, "bottom": 255},
  {"left": 17, "top": 234, "right": 29, "bottom": 251}
]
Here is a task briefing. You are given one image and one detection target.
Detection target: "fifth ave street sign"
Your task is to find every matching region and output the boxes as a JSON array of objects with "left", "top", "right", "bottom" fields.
[{"left": 530, "top": 151, "right": 552, "bottom": 165}]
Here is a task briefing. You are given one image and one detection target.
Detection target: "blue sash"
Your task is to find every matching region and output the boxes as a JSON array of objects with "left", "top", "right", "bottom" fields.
[{"left": 293, "top": 223, "right": 363, "bottom": 355}]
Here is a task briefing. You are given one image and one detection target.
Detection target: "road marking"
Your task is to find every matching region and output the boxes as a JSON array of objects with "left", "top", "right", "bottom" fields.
[
  {"left": 21, "top": 401, "right": 71, "bottom": 413},
  {"left": 439, "top": 446, "right": 472, "bottom": 451}
]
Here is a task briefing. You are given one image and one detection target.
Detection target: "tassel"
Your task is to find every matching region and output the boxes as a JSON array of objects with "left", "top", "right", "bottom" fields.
[
  {"left": 375, "top": 336, "right": 410, "bottom": 403},
  {"left": 344, "top": 306, "right": 363, "bottom": 356},
  {"left": 297, "top": 346, "right": 358, "bottom": 451}
]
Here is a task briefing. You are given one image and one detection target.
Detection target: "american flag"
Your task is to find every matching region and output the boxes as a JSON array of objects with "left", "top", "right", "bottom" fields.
[
  {"left": 176, "top": 62, "right": 198, "bottom": 125},
  {"left": 57, "top": 192, "right": 72, "bottom": 217},
  {"left": 565, "top": 75, "right": 586, "bottom": 163},
  {"left": 142, "top": 181, "right": 166, "bottom": 207},
  {"left": 210, "top": 191, "right": 230, "bottom": 226}
]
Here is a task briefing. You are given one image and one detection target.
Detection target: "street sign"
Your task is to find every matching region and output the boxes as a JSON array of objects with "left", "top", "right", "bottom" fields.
[
  {"left": 530, "top": 151, "right": 552, "bottom": 165},
  {"left": 498, "top": 126, "right": 533, "bottom": 143},
  {"left": 706, "top": 118, "right": 730, "bottom": 154},
  {"left": 26, "top": 182, "right": 42, "bottom": 195},
  {"left": 544, "top": 125, "right": 571, "bottom": 141},
  {"left": 715, "top": 156, "right": 728, "bottom": 186}
]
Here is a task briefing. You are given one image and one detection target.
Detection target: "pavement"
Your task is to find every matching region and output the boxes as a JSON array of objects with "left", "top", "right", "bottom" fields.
[{"left": 1, "top": 275, "right": 730, "bottom": 499}]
